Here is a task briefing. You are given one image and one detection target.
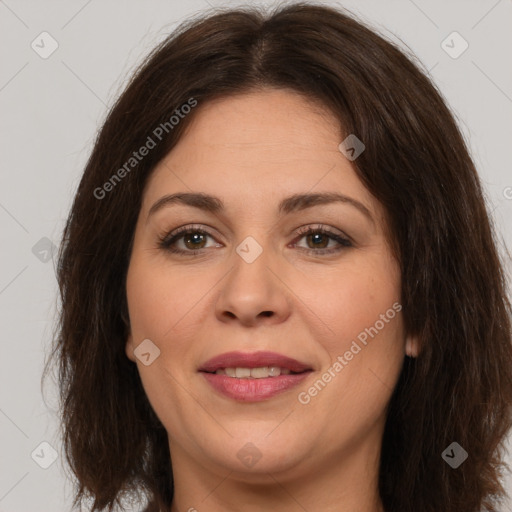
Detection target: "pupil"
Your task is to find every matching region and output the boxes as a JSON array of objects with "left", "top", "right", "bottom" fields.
[
  {"left": 309, "top": 233, "right": 328, "bottom": 248},
  {"left": 186, "top": 233, "right": 204, "bottom": 248}
]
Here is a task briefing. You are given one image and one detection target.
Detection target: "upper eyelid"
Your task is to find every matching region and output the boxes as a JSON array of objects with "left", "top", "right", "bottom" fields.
[
  {"left": 160, "top": 224, "right": 352, "bottom": 249},
  {"left": 165, "top": 223, "right": 347, "bottom": 239}
]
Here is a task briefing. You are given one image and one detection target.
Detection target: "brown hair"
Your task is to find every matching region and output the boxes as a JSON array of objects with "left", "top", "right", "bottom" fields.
[{"left": 45, "top": 2, "right": 512, "bottom": 511}]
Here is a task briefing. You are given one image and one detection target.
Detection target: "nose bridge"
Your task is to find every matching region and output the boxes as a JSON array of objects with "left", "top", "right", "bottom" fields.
[
  {"left": 230, "top": 232, "right": 275, "bottom": 299},
  {"left": 235, "top": 234, "right": 266, "bottom": 265},
  {"left": 215, "top": 231, "right": 289, "bottom": 324}
]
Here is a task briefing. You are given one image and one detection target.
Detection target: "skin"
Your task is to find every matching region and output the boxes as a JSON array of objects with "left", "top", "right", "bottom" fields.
[{"left": 125, "top": 88, "right": 419, "bottom": 512}]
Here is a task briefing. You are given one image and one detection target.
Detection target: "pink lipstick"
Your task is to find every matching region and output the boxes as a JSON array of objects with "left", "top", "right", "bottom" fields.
[{"left": 198, "top": 351, "right": 312, "bottom": 402}]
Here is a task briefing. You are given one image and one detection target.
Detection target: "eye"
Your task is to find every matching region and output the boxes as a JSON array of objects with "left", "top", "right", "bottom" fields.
[
  {"left": 291, "top": 224, "right": 352, "bottom": 255},
  {"left": 157, "top": 223, "right": 352, "bottom": 256},
  {"left": 157, "top": 224, "right": 220, "bottom": 255}
]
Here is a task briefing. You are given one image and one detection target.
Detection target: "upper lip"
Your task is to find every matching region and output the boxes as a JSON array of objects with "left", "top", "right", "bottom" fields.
[{"left": 198, "top": 351, "right": 312, "bottom": 373}]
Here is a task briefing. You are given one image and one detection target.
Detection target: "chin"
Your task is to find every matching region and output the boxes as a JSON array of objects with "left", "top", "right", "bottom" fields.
[{"left": 197, "top": 431, "right": 314, "bottom": 477}]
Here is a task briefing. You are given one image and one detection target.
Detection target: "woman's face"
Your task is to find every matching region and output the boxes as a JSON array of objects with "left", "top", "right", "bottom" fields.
[{"left": 125, "top": 88, "right": 415, "bottom": 483}]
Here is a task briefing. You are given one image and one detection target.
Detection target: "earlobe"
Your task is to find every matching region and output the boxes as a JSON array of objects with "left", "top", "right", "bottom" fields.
[
  {"left": 125, "top": 333, "right": 136, "bottom": 362},
  {"left": 405, "top": 334, "right": 421, "bottom": 358},
  {"left": 122, "top": 304, "right": 135, "bottom": 362}
]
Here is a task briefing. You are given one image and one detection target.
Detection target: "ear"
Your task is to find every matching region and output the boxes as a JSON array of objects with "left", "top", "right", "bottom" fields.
[
  {"left": 405, "top": 334, "right": 421, "bottom": 358},
  {"left": 122, "top": 304, "right": 136, "bottom": 362},
  {"left": 125, "top": 332, "right": 136, "bottom": 362}
]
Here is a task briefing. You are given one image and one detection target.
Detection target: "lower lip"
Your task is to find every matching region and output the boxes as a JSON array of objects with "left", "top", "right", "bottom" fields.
[{"left": 201, "top": 372, "right": 311, "bottom": 402}]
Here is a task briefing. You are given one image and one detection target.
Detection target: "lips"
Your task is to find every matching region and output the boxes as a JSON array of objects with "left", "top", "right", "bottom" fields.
[
  {"left": 198, "top": 351, "right": 312, "bottom": 374},
  {"left": 198, "top": 351, "right": 313, "bottom": 402}
]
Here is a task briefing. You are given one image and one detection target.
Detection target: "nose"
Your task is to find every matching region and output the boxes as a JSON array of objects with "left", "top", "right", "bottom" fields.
[{"left": 214, "top": 240, "right": 291, "bottom": 327}]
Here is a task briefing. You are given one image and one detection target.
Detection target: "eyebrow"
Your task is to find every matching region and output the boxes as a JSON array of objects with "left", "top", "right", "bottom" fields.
[{"left": 146, "top": 191, "right": 374, "bottom": 224}]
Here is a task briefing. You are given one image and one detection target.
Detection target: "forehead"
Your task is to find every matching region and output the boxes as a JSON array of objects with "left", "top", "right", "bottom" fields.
[
  {"left": 141, "top": 89, "right": 380, "bottom": 221},
  {"left": 185, "top": 88, "right": 339, "bottom": 139},
  {"left": 172, "top": 89, "right": 342, "bottom": 164}
]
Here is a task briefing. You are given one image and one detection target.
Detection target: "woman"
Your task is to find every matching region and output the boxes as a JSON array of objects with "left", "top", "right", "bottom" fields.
[{"left": 47, "top": 2, "right": 512, "bottom": 511}]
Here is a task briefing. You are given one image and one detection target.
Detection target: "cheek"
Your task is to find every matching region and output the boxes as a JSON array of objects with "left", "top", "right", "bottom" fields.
[
  {"left": 295, "top": 255, "right": 404, "bottom": 442},
  {"left": 125, "top": 249, "right": 219, "bottom": 379},
  {"left": 125, "top": 256, "right": 205, "bottom": 431},
  {"left": 305, "top": 251, "right": 402, "bottom": 355},
  {"left": 126, "top": 265, "right": 170, "bottom": 340},
  {"left": 126, "top": 252, "right": 203, "bottom": 342}
]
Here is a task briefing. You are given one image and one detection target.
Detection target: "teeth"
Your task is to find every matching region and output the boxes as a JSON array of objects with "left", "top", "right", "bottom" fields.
[
  {"left": 251, "top": 367, "right": 271, "bottom": 378},
  {"left": 268, "top": 366, "right": 281, "bottom": 377},
  {"left": 214, "top": 367, "right": 292, "bottom": 378},
  {"left": 235, "top": 367, "right": 251, "bottom": 378}
]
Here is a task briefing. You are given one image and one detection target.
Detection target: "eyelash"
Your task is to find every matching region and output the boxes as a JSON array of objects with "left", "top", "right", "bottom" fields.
[{"left": 157, "top": 224, "right": 353, "bottom": 256}]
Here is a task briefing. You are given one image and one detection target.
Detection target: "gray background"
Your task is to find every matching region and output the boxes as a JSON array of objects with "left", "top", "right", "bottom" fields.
[{"left": 1, "top": 0, "right": 511, "bottom": 510}]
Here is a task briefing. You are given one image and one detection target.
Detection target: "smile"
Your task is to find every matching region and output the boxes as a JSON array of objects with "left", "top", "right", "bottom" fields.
[
  {"left": 198, "top": 351, "right": 313, "bottom": 402},
  {"left": 214, "top": 367, "right": 292, "bottom": 378}
]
